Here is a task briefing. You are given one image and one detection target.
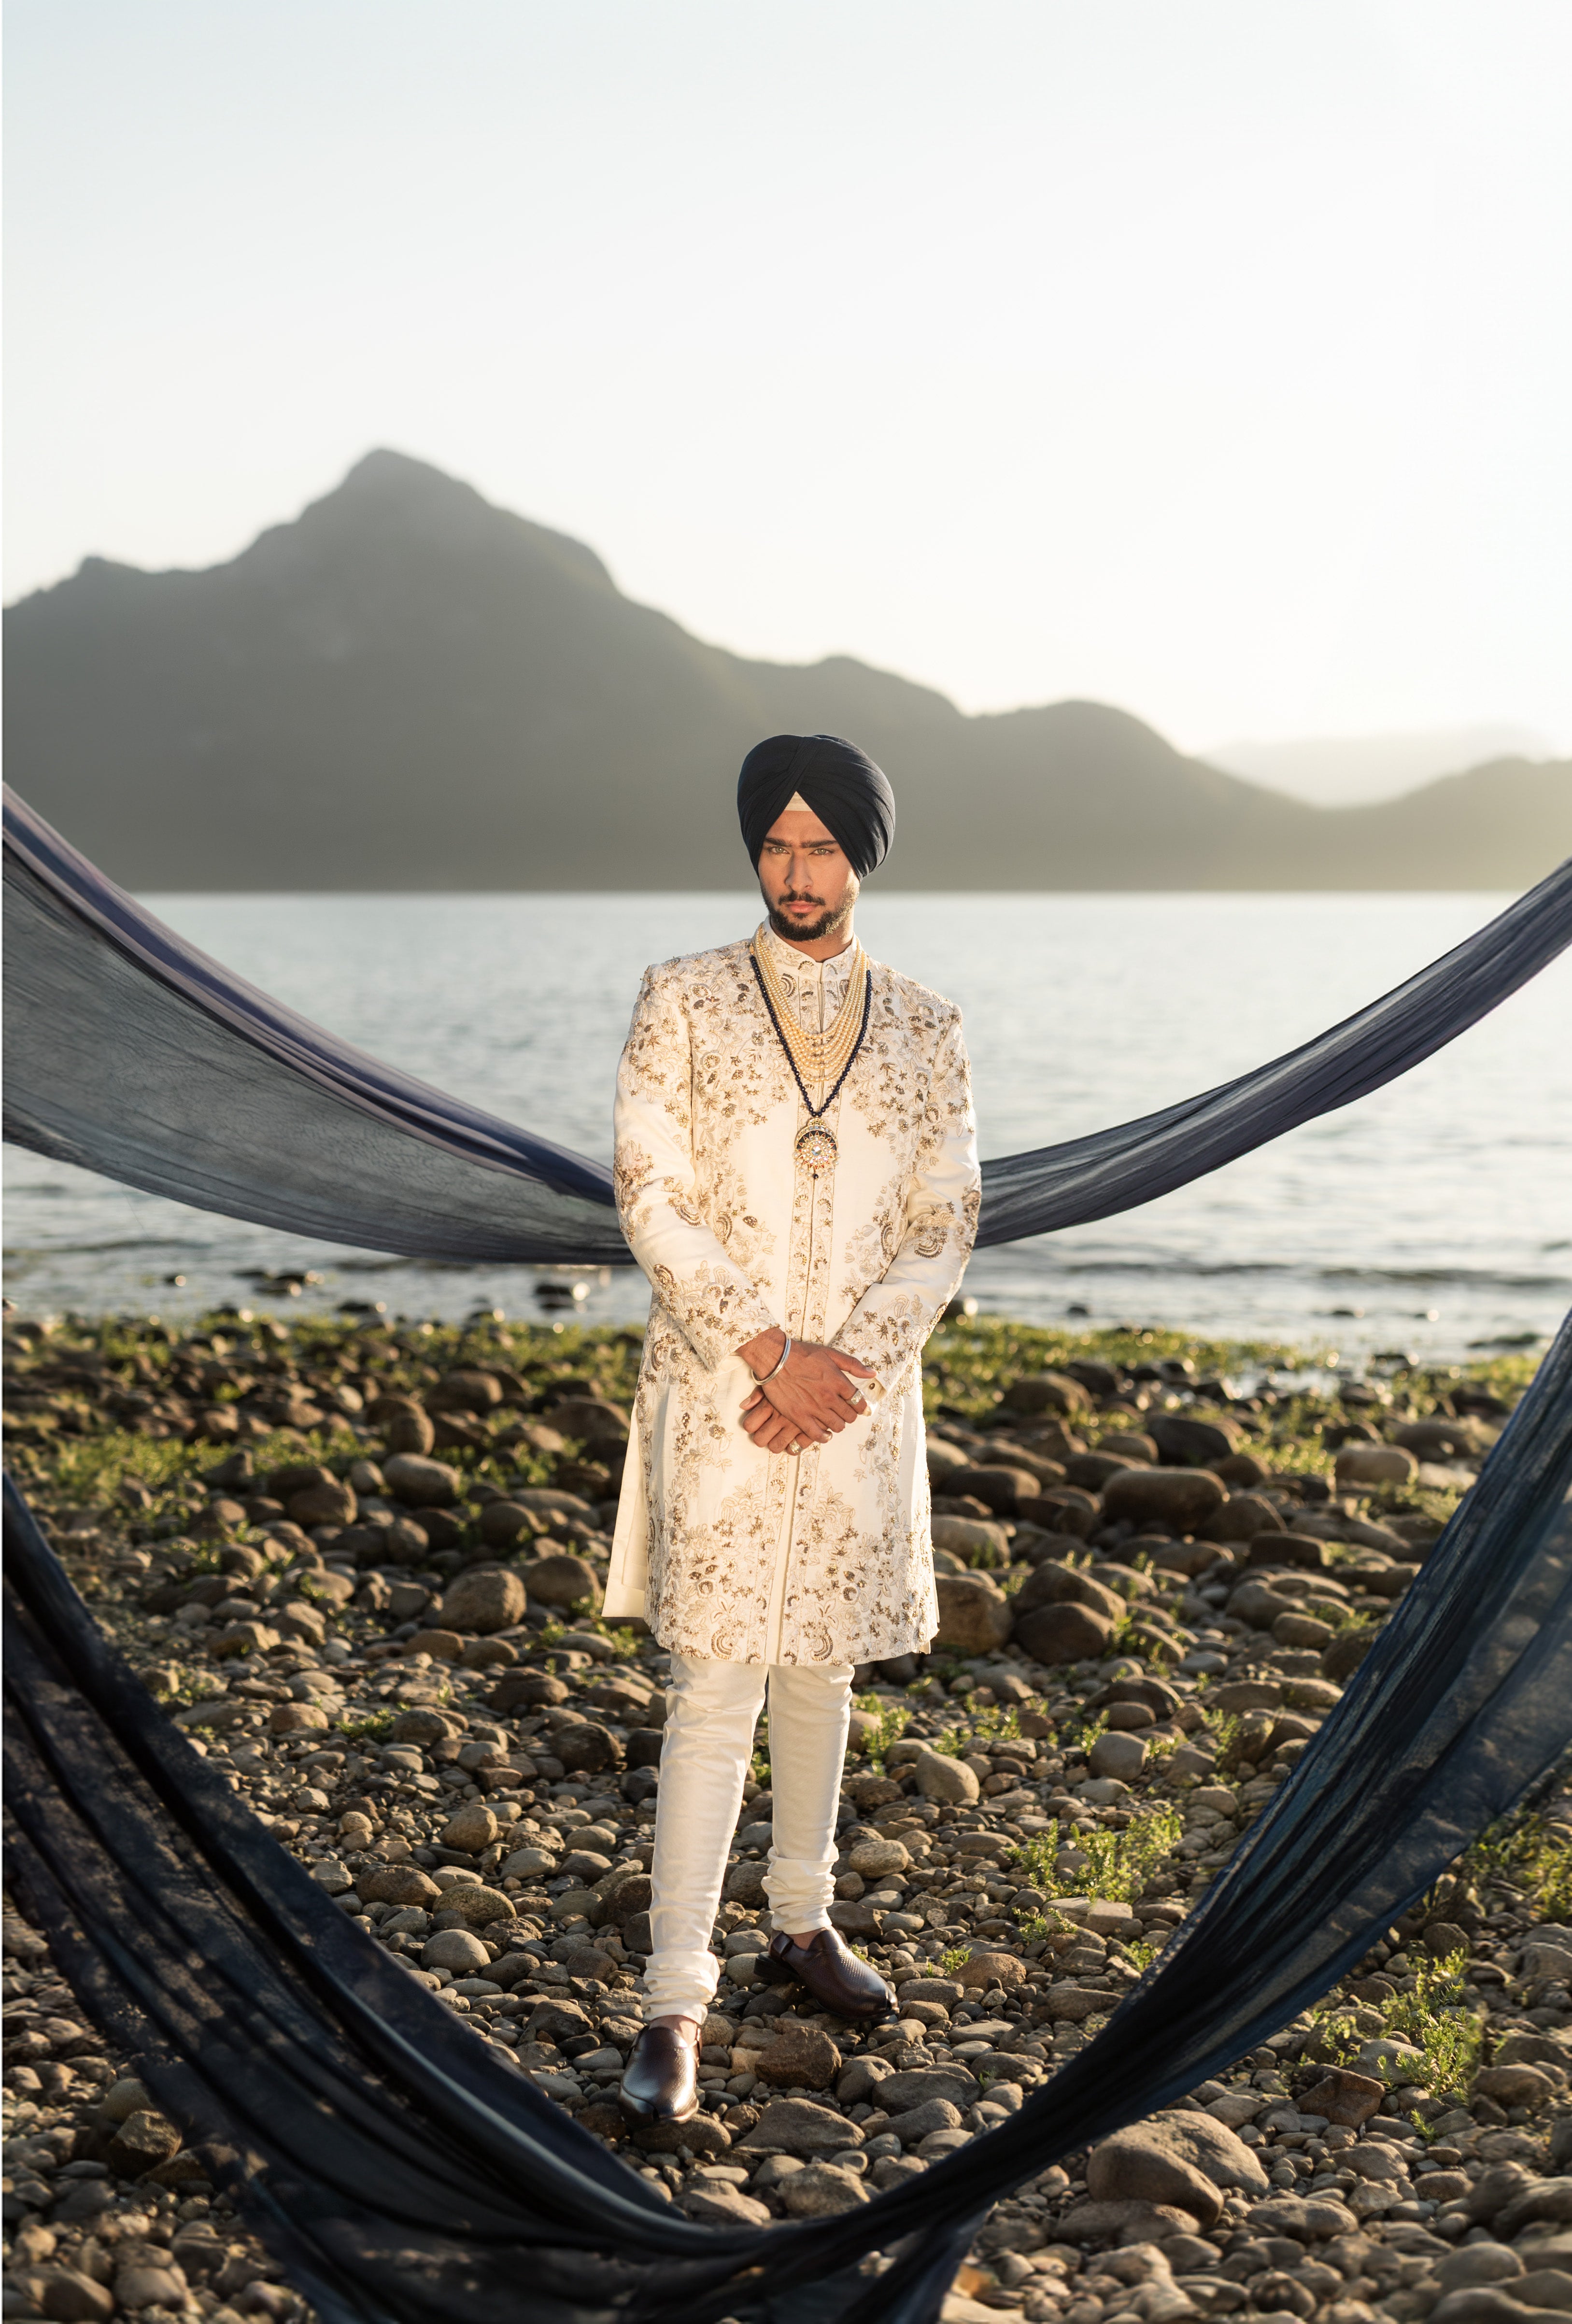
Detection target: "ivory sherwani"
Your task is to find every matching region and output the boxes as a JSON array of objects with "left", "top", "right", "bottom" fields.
[{"left": 604, "top": 924, "right": 980, "bottom": 1665}]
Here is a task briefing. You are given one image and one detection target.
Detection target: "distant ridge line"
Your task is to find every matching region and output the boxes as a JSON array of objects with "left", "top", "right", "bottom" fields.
[{"left": 5, "top": 449, "right": 1567, "bottom": 891}]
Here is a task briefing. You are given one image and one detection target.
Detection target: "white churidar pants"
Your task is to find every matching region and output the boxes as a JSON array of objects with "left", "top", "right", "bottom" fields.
[{"left": 642, "top": 1652, "right": 854, "bottom": 2024}]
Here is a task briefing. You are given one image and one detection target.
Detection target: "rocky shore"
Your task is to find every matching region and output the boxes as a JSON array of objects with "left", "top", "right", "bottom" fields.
[{"left": 4, "top": 1308, "right": 1570, "bottom": 2324}]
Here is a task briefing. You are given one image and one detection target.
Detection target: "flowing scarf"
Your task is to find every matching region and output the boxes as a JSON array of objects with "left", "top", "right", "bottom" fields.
[
  {"left": 6, "top": 788, "right": 1572, "bottom": 1261},
  {"left": 5, "top": 785, "right": 1572, "bottom": 2323}
]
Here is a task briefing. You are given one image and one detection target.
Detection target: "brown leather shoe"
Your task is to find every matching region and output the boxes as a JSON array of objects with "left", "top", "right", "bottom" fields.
[
  {"left": 755, "top": 1928, "right": 895, "bottom": 2021},
  {"left": 618, "top": 2023, "right": 699, "bottom": 2124}
]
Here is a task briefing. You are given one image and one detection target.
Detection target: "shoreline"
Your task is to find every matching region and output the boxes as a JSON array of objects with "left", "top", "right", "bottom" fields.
[
  {"left": 4, "top": 1309, "right": 1569, "bottom": 2324},
  {"left": 8, "top": 884, "right": 1569, "bottom": 1365},
  {"left": 3, "top": 1270, "right": 1559, "bottom": 1377}
]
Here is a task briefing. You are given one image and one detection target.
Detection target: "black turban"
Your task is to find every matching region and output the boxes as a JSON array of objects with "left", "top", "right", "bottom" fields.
[{"left": 736, "top": 734, "right": 896, "bottom": 879}]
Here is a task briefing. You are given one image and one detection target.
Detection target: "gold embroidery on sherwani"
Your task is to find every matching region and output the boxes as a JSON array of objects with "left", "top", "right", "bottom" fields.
[{"left": 605, "top": 936, "right": 981, "bottom": 1666}]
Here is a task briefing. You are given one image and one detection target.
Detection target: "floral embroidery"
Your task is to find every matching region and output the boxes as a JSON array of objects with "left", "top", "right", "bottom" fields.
[
  {"left": 612, "top": 1140, "right": 655, "bottom": 1216},
  {"left": 913, "top": 1210, "right": 951, "bottom": 1260},
  {"left": 607, "top": 937, "right": 979, "bottom": 1664}
]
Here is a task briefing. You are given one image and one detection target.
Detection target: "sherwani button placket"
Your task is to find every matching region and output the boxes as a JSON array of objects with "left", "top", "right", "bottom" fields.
[{"left": 763, "top": 927, "right": 852, "bottom": 1666}]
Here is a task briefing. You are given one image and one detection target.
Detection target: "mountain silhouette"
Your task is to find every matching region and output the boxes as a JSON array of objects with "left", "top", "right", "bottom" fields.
[{"left": 6, "top": 450, "right": 1568, "bottom": 890}]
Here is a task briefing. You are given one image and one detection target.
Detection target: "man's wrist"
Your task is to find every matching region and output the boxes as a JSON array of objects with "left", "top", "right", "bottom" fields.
[{"left": 738, "top": 1327, "right": 788, "bottom": 1380}]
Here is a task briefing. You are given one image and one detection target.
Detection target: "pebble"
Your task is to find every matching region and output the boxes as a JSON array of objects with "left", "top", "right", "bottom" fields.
[
  {"left": 1435, "top": 2248, "right": 1525, "bottom": 2288},
  {"left": 35, "top": 2269, "right": 117, "bottom": 2322},
  {"left": 1335, "top": 1445, "right": 1418, "bottom": 1487},
  {"left": 1473, "top": 2063, "right": 1558, "bottom": 2106},
  {"left": 381, "top": 1453, "right": 460, "bottom": 1506},
  {"left": 516, "top": 1553, "right": 601, "bottom": 1609},
  {"left": 777, "top": 2160, "right": 870, "bottom": 2215},
  {"left": 421, "top": 1928, "right": 492, "bottom": 1972},
  {"left": 683, "top": 2178, "right": 771, "bottom": 2225},
  {"left": 738, "top": 2098, "right": 864, "bottom": 2156},
  {"left": 750, "top": 2023, "right": 842, "bottom": 2090},
  {"left": 1013, "top": 1600, "right": 1117, "bottom": 1664},
  {"left": 356, "top": 1865, "right": 441, "bottom": 1907},
  {"left": 1103, "top": 1468, "right": 1227, "bottom": 1529},
  {"left": 1088, "top": 1730, "right": 1148, "bottom": 1780},
  {"left": 433, "top": 1883, "right": 516, "bottom": 1928},
  {"left": 113, "top": 2264, "right": 188, "bottom": 2310},
  {"left": 932, "top": 1515, "right": 1012, "bottom": 1560},
  {"left": 102, "top": 2110, "right": 181, "bottom": 2177},
  {"left": 1089, "top": 2125, "right": 1232, "bottom": 2227},
  {"left": 437, "top": 1565, "right": 527, "bottom": 1634},
  {"left": 934, "top": 1574, "right": 1015, "bottom": 1655},
  {"left": 891, "top": 2098, "right": 967, "bottom": 2146},
  {"left": 914, "top": 1748, "right": 981, "bottom": 1805},
  {"left": 958, "top": 1949, "right": 1029, "bottom": 1992},
  {"left": 437, "top": 1803, "right": 499, "bottom": 1854},
  {"left": 1430, "top": 2295, "right": 1569, "bottom": 2324},
  {"left": 848, "top": 1836, "right": 910, "bottom": 1877},
  {"left": 882, "top": 2065, "right": 982, "bottom": 2111}
]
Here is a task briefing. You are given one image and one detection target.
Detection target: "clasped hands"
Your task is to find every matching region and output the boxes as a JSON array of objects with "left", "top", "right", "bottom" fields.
[{"left": 735, "top": 1328, "right": 876, "bottom": 1456}]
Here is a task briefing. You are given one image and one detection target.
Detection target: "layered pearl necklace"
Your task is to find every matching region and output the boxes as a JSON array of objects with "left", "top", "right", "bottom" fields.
[{"left": 748, "top": 929, "right": 872, "bottom": 1176}]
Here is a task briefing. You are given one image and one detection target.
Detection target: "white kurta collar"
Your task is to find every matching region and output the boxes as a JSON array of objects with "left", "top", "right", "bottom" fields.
[{"left": 756, "top": 921, "right": 857, "bottom": 1033}]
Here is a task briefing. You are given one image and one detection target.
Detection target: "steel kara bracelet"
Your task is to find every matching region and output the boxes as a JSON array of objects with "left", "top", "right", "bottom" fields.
[{"left": 755, "top": 1331, "right": 793, "bottom": 1383}]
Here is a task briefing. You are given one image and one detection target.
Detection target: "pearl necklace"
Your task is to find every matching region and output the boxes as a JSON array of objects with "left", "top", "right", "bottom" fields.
[{"left": 749, "top": 932, "right": 872, "bottom": 1176}]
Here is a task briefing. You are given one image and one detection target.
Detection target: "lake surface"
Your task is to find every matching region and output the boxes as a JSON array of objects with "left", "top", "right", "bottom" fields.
[{"left": 5, "top": 892, "right": 1569, "bottom": 1360}]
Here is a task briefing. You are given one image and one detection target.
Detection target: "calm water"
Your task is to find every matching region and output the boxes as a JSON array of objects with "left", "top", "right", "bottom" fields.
[{"left": 5, "top": 893, "right": 1569, "bottom": 1360}]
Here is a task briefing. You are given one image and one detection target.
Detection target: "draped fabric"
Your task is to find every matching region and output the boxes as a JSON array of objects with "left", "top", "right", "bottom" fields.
[
  {"left": 1, "top": 790, "right": 626, "bottom": 1268},
  {"left": 6, "top": 1306, "right": 1572, "bottom": 2324},
  {"left": 6, "top": 786, "right": 1572, "bottom": 1266},
  {"left": 972, "top": 853, "right": 1572, "bottom": 1246},
  {"left": 7, "top": 784, "right": 1572, "bottom": 2320}
]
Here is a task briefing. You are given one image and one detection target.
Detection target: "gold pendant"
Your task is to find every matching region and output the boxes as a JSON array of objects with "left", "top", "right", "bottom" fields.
[{"left": 795, "top": 1121, "right": 838, "bottom": 1176}]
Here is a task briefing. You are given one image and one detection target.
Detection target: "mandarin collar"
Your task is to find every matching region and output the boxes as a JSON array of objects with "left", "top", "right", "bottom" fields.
[{"left": 756, "top": 922, "right": 857, "bottom": 983}]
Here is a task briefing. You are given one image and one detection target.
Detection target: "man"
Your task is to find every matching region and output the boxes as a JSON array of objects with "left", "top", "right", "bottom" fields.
[{"left": 606, "top": 732, "right": 981, "bottom": 2125}]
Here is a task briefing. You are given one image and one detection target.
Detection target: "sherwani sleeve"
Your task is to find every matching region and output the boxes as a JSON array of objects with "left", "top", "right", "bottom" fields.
[
  {"left": 833, "top": 1009, "right": 982, "bottom": 1395},
  {"left": 613, "top": 963, "right": 782, "bottom": 1371}
]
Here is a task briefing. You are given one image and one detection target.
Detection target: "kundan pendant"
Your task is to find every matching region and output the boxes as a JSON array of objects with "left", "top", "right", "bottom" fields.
[{"left": 795, "top": 1121, "right": 839, "bottom": 1176}]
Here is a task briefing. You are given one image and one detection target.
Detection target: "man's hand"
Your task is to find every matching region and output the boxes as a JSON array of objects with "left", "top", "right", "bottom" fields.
[{"left": 734, "top": 1335, "right": 877, "bottom": 1455}]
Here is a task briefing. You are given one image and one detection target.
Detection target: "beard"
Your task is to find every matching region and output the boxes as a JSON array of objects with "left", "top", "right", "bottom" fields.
[{"left": 765, "top": 888, "right": 856, "bottom": 946}]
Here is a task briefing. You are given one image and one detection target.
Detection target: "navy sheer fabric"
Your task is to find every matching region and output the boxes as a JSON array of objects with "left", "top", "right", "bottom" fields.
[
  {"left": 6, "top": 785, "right": 1572, "bottom": 2322},
  {"left": 6, "top": 787, "right": 1572, "bottom": 1261},
  {"left": 1, "top": 790, "right": 626, "bottom": 1267},
  {"left": 6, "top": 1310, "right": 1572, "bottom": 2324}
]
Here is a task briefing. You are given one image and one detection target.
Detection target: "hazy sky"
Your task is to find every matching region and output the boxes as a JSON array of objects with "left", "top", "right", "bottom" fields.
[{"left": 6, "top": 0, "right": 1570, "bottom": 751}]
